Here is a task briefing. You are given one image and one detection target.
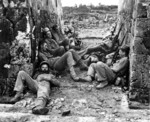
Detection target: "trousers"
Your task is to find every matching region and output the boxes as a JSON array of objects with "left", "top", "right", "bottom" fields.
[
  {"left": 48, "top": 49, "right": 81, "bottom": 71},
  {"left": 14, "top": 71, "right": 50, "bottom": 99},
  {"left": 87, "top": 62, "right": 116, "bottom": 82}
]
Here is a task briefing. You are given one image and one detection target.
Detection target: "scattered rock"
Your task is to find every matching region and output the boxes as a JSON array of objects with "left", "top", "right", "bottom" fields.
[{"left": 72, "top": 99, "right": 88, "bottom": 109}]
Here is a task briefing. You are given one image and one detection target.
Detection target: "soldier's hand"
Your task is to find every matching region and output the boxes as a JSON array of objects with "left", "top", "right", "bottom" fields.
[{"left": 37, "top": 75, "right": 44, "bottom": 82}]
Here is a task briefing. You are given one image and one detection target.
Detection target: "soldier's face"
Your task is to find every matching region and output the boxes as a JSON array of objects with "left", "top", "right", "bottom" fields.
[
  {"left": 42, "top": 43, "right": 48, "bottom": 51},
  {"left": 41, "top": 64, "right": 49, "bottom": 73},
  {"left": 46, "top": 31, "right": 52, "bottom": 38}
]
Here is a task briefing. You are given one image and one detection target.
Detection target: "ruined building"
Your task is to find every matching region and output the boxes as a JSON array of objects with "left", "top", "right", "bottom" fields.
[
  {"left": 0, "top": 0, "right": 63, "bottom": 95},
  {"left": 118, "top": 0, "right": 150, "bottom": 108},
  {"left": 0, "top": 0, "right": 149, "bottom": 109}
]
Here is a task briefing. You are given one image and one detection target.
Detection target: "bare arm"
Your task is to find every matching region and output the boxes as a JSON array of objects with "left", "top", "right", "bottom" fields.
[
  {"left": 111, "top": 57, "right": 128, "bottom": 73},
  {"left": 51, "top": 39, "right": 59, "bottom": 48},
  {"left": 105, "top": 52, "right": 115, "bottom": 59},
  {"left": 38, "top": 52, "right": 48, "bottom": 61},
  {"left": 37, "top": 74, "right": 54, "bottom": 82},
  {"left": 36, "top": 74, "right": 60, "bottom": 86}
]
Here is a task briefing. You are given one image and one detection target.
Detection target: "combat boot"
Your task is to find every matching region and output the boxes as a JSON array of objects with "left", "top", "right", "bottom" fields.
[
  {"left": 10, "top": 91, "right": 23, "bottom": 104},
  {"left": 32, "top": 98, "right": 49, "bottom": 115}
]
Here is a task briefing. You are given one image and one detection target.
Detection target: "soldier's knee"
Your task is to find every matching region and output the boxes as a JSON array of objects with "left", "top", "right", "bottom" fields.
[
  {"left": 60, "top": 46, "right": 64, "bottom": 49},
  {"left": 60, "top": 46, "right": 65, "bottom": 51},
  {"left": 90, "top": 63, "right": 97, "bottom": 68},
  {"left": 96, "top": 61, "right": 105, "bottom": 67},
  {"left": 69, "top": 49, "right": 75, "bottom": 53},
  {"left": 18, "top": 70, "right": 26, "bottom": 76},
  {"left": 66, "top": 51, "right": 72, "bottom": 57}
]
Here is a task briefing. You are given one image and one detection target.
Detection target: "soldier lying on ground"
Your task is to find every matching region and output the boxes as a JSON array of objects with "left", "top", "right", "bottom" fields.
[
  {"left": 80, "top": 45, "right": 130, "bottom": 89},
  {"left": 79, "top": 23, "right": 124, "bottom": 60},
  {"left": 39, "top": 41, "right": 88, "bottom": 81},
  {"left": 79, "top": 36, "right": 117, "bottom": 60},
  {"left": 10, "top": 61, "right": 60, "bottom": 115}
]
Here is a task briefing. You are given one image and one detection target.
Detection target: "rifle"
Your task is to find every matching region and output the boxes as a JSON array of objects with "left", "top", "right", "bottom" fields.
[
  {"left": 110, "top": 23, "right": 124, "bottom": 52},
  {"left": 111, "top": 20, "right": 118, "bottom": 36},
  {"left": 111, "top": 31, "right": 128, "bottom": 64}
]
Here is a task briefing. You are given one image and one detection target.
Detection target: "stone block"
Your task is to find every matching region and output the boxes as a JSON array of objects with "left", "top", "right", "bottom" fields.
[
  {"left": 131, "top": 52, "right": 148, "bottom": 64},
  {"left": 130, "top": 70, "right": 150, "bottom": 88},
  {"left": 135, "top": 28, "right": 150, "bottom": 37},
  {"left": 135, "top": 18, "right": 150, "bottom": 29},
  {"left": 133, "top": 3, "right": 147, "bottom": 18},
  {"left": 134, "top": 18, "right": 150, "bottom": 37},
  {"left": 133, "top": 37, "right": 149, "bottom": 54},
  {"left": 128, "top": 87, "right": 150, "bottom": 104},
  {"left": 142, "top": 37, "right": 150, "bottom": 51},
  {"left": 129, "top": 53, "right": 150, "bottom": 105},
  {"left": 130, "top": 54, "right": 150, "bottom": 88}
]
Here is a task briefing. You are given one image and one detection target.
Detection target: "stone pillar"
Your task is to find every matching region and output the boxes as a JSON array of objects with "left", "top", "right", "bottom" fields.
[
  {"left": 129, "top": 0, "right": 150, "bottom": 108},
  {"left": 118, "top": 0, "right": 150, "bottom": 108}
]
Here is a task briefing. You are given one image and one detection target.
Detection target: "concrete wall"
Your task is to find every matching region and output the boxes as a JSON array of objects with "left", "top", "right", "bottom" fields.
[{"left": 118, "top": 0, "right": 150, "bottom": 108}]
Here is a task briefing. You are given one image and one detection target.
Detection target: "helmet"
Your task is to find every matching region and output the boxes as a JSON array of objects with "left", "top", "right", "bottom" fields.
[
  {"left": 43, "top": 27, "right": 50, "bottom": 33},
  {"left": 40, "top": 61, "right": 50, "bottom": 68}
]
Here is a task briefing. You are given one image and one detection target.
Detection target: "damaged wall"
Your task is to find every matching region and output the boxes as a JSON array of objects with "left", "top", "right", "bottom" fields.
[
  {"left": 0, "top": 0, "right": 63, "bottom": 96},
  {"left": 118, "top": 0, "right": 150, "bottom": 108}
]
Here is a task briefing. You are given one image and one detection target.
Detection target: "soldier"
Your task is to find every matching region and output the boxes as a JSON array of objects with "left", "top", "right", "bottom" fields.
[
  {"left": 39, "top": 41, "right": 88, "bottom": 81},
  {"left": 42, "top": 27, "right": 66, "bottom": 56},
  {"left": 80, "top": 45, "right": 130, "bottom": 89},
  {"left": 10, "top": 61, "right": 60, "bottom": 115}
]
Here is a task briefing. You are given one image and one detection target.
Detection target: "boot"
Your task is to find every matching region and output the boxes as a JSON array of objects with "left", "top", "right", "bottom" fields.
[
  {"left": 32, "top": 98, "right": 49, "bottom": 115},
  {"left": 96, "top": 81, "right": 108, "bottom": 89},
  {"left": 78, "top": 60, "right": 88, "bottom": 71},
  {"left": 10, "top": 91, "right": 23, "bottom": 104},
  {"left": 70, "top": 67, "right": 79, "bottom": 81}
]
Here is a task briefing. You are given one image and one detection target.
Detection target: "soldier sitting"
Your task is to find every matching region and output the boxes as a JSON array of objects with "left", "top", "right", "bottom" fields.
[{"left": 80, "top": 45, "right": 130, "bottom": 89}]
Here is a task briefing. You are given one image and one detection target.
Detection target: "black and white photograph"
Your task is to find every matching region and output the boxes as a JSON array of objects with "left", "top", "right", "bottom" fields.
[{"left": 0, "top": 0, "right": 149, "bottom": 121}]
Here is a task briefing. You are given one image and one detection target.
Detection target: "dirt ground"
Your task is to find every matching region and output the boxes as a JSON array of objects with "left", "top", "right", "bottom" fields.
[{"left": 0, "top": 27, "right": 150, "bottom": 122}]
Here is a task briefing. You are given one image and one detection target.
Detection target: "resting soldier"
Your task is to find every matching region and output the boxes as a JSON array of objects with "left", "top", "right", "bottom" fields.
[
  {"left": 80, "top": 45, "right": 130, "bottom": 89},
  {"left": 39, "top": 41, "right": 88, "bottom": 81},
  {"left": 10, "top": 61, "right": 60, "bottom": 115},
  {"left": 42, "top": 27, "right": 66, "bottom": 56}
]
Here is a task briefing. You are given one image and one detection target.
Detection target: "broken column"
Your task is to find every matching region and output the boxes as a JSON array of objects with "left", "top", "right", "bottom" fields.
[{"left": 118, "top": 0, "right": 150, "bottom": 108}]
